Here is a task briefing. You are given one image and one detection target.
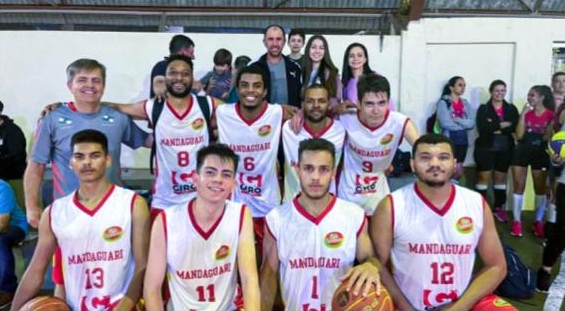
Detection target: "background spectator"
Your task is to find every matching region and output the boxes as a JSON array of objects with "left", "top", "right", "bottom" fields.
[
  {"left": 194, "top": 48, "right": 232, "bottom": 101},
  {"left": 0, "top": 100, "right": 27, "bottom": 208},
  {"left": 287, "top": 28, "right": 306, "bottom": 69}
]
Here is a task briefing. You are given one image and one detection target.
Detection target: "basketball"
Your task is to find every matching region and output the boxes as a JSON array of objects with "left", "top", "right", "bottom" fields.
[
  {"left": 332, "top": 281, "right": 394, "bottom": 311},
  {"left": 19, "top": 296, "right": 70, "bottom": 311},
  {"left": 548, "top": 131, "right": 565, "bottom": 158}
]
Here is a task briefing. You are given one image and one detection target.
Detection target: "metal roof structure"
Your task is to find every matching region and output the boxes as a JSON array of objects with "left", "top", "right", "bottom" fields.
[{"left": 1, "top": 0, "right": 564, "bottom": 34}]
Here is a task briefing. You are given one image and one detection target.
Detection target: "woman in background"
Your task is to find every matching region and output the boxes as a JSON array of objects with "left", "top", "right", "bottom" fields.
[
  {"left": 474, "top": 80, "right": 519, "bottom": 223},
  {"left": 511, "top": 85, "right": 554, "bottom": 237},
  {"left": 436, "top": 76, "right": 475, "bottom": 181},
  {"left": 301, "top": 35, "right": 342, "bottom": 108},
  {"left": 341, "top": 42, "right": 374, "bottom": 106}
]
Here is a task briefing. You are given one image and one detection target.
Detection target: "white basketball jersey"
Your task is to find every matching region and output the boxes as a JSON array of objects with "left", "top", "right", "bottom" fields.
[
  {"left": 282, "top": 119, "right": 346, "bottom": 202},
  {"left": 144, "top": 95, "right": 212, "bottom": 209},
  {"left": 338, "top": 111, "right": 408, "bottom": 215},
  {"left": 266, "top": 196, "right": 365, "bottom": 311},
  {"left": 163, "top": 200, "right": 244, "bottom": 311},
  {"left": 217, "top": 103, "right": 282, "bottom": 217},
  {"left": 50, "top": 185, "right": 135, "bottom": 311},
  {"left": 390, "top": 184, "right": 484, "bottom": 310}
]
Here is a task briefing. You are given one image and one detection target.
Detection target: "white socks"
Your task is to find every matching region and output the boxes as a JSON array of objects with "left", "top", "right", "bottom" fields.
[
  {"left": 513, "top": 194, "right": 523, "bottom": 222},
  {"left": 535, "top": 194, "right": 547, "bottom": 221}
]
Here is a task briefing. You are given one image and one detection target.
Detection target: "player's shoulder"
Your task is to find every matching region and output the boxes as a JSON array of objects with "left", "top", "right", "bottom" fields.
[
  {"left": 453, "top": 184, "right": 482, "bottom": 200},
  {"left": 333, "top": 197, "right": 365, "bottom": 215},
  {"left": 266, "top": 200, "right": 293, "bottom": 221}
]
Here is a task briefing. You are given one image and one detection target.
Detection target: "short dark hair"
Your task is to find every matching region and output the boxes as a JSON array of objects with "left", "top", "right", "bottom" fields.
[
  {"left": 303, "top": 83, "right": 329, "bottom": 99},
  {"left": 298, "top": 138, "right": 336, "bottom": 165},
  {"left": 0, "top": 100, "right": 4, "bottom": 113},
  {"left": 71, "top": 129, "right": 109, "bottom": 154},
  {"left": 234, "top": 55, "right": 252, "bottom": 72},
  {"left": 169, "top": 35, "right": 194, "bottom": 55},
  {"left": 263, "top": 24, "right": 286, "bottom": 39},
  {"left": 66, "top": 59, "right": 106, "bottom": 85},
  {"left": 213, "top": 48, "right": 233, "bottom": 66},
  {"left": 167, "top": 54, "right": 193, "bottom": 72},
  {"left": 236, "top": 62, "right": 269, "bottom": 94},
  {"left": 288, "top": 28, "right": 305, "bottom": 41},
  {"left": 412, "top": 134, "right": 455, "bottom": 158},
  {"left": 552, "top": 71, "right": 565, "bottom": 84},
  {"left": 489, "top": 79, "right": 506, "bottom": 93},
  {"left": 196, "top": 143, "right": 240, "bottom": 174},
  {"left": 357, "top": 73, "right": 390, "bottom": 103}
]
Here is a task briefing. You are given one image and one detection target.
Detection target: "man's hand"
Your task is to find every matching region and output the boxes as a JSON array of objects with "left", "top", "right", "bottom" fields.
[
  {"left": 289, "top": 109, "right": 303, "bottom": 134},
  {"left": 40, "top": 102, "right": 63, "bottom": 118},
  {"left": 340, "top": 261, "right": 381, "bottom": 297},
  {"left": 333, "top": 100, "right": 358, "bottom": 116},
  {"left": 26, "top": 205, "right": 42, "bottom": 229}
]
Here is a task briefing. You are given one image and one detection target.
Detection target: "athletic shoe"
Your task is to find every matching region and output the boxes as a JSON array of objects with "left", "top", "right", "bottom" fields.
[
  {"left": 493, "top": 207, "right": 508, "bottom": 223},
  {"left": 511, "top": 221, "right": 523, "bottom": 237},
  {"left": 533, "top": 221, "right": 545, "bottom": 238},
  {"left": 536, "top": 268, "right": 551, "bottom": 293}
]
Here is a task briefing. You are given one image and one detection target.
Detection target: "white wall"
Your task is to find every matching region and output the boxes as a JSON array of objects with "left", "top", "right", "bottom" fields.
[
  {"left": 1, "top": 17, "right": 565, "bottom": 168},
  {"left": 0, "top": 31, "right": 400, "bottom": 168}
]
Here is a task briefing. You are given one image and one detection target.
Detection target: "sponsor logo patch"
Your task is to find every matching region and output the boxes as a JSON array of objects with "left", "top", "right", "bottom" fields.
[
  {"left": 258, "top": 125, "right": 272, "bottom": 137},
  {"left": 192, "top": 117, "right": 205, "bottom": 130},
  {"left": 215, "top": 245, "right": 230, "bottom": 260},
  {"left": 103, "top": 226, "right": 124, "bottom": 242},
  {"left": 455, "top": 217, "right": 473, "bottom": 234},
  {"left": 324, "top": 231, "right": 344, "bottom": 249},
  {"left": 380, "top": 133, "right": 394, "bottom": 145}
]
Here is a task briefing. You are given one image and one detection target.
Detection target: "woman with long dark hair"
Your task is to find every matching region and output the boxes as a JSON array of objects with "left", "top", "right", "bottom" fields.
[
  {"left": 301, "top": 35, "right": 342, "bottom": 108},
  {"left": 510, "top": 85, "right": 555, "bottom": 237},
  {"left": 436, "top": 76, "right": 475, "bottom": 180},
  {"left": 341, "top": 42, "right": 374, "bottom": 105},
  {"left": 474, "top": 80, "right": 519, "bottom": 223}
]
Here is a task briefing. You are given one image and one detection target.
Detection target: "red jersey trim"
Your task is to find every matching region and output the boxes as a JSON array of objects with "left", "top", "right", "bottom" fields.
[
  {"left": 414, "top": 183, "right": 456, "bottom": 217},
  {"left": 399, "top": 118, "right": 409, "bottom": 145},
  {"left": 357, "top": 109, "right": 390, "bottom": 132},
  {"left": 188, "top": 199, "right": 226, "bottom": 240},
  {"left": 160, "top": 211, "right": 168, "bottom": 243},
  {"left": 166, "top": 96, "right": 193, "bottom": 120},
  {"left": 265, "top": 219, "right": 276, "bottom": 242},
  {"left": 304, "top": 118, "right": 334, "bottom": 138},
  {"left": 388, "top": 194, "right": 395, "bottom": 235},
  {"left": 356, "top": 217, "right": 366, "bottom": 237},
  {"left": 239, "top": 204, "right": 247, "bottom": 234},
  {"left": 130, "top": 194, "right": 137, "bottom": 214},
  {"left": 67, "top": 102, "right": 78, "bottom": 112},
  {"left": 73, "top": 184, "right": 116, "bottom": 217},
  {"left": 235, "top": 102, "right": 269, "bottom": 126},
  {"left": 293, "top": 194, "right": 337, "bottom": 225}
]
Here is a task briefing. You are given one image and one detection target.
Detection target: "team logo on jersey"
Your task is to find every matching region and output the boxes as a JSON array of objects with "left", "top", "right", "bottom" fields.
[
  {"left": 171, "top": 170, "right": 197, "bottom": 194},
  {"left": 258, "top": 125, "right": 272, "bottom": 137},
  {"left": 380, "top": 133, "right": 394, "bottom": 145},
  {"left": 101, "top": 115, "right": 115, "bottom": 124},
  {"left": 324, "top": 231, "right": 344, "bottom": 249},
  {"left": 215, "top": 245, "right": 230, "bottom": 260},
  {"left": 455, "top": 217, "right": 473, "bottom": 234},
  {"left": 493, "top": 297, "right": 512, "bottom": 307},
  {"left": 57, "top": 117, "right": 72, "bottom": 125},
  {"left": 192, "top": 117, "right": 205, "bottom": 130},
  {"left": 354, "top": 174, "right": 379, "bottom": 194},
  {"left": 103, "top": 226, "right": 124, "bottom": 242}
]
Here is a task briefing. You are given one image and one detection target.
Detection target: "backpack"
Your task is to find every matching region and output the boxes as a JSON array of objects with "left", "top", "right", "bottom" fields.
[
  {"left": 426, "top": 99, "right": 451, "bottom": 134},
  {"left": 149, "top": 96, "right": 212, "bottom": 175},
  {"left": 495, "top": 243, "right": 537, "bottom": 299}
]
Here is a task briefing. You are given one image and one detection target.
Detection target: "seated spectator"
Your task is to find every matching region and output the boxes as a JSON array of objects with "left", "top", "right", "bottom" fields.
[
  {"left": 0, "top": 180, "right": 29, "bottom": 309},
  {"left": 195, "top": 48, "right": 233, "bottom": 101}
]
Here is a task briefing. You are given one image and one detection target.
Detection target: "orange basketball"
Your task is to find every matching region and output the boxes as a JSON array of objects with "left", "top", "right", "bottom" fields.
[
  {"left": 332, "top": 281, "right": 394, "bottom": 311},
  {"left": 19, "top": 296, "right": 70, "bottom": 311}
]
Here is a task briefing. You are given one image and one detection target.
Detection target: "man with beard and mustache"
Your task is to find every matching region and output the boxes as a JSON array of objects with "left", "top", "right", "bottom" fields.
[
  {"left": 216, "top": 63, "right": 293, "bottom": 254},
  {"left": 370, "top": 134, "right": 515, "bottom": 311},
  {"left": 105, "top": 54, "right": 215, "bottom": 217},
  {"left": 281, "top": 84, "right": 345, "bottom": 202},
  {"left": 260, "top": 138, "right": 383, "bottom": 311}
]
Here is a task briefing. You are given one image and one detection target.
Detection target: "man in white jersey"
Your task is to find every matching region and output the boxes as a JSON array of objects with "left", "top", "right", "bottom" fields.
[
  {"left": 105, "top": 54, "right": 214, "bottom": 218},
  {"left": 282, "top": 84, "right": 345, "bottom": 202},
  {"left": 216, "top": 63, "right": 294, "bottom": 252},
  {"left": 11, "top": 130, "right": 150, "bottom": 311},
  {"left": 261, "top": 138, "right": 384, "bottom": 311},
  {"left": 144, "top": 143, "right": 259, "bottom": 311},
  {"left": 371, "top": 134, "right": 516, "bottom": 311},
  {"left": 338, "top": 73, "right": 419, "bottom": 216}
]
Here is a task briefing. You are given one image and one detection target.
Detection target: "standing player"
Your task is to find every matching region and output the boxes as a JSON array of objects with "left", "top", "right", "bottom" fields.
[
  {"left": 143, "top": 144, "right": 259, "bottom": 311},
  {"left": 282, "top": 84, "right": 345, "bottom": 202},
  {"left": 338, "top": 73, "right": 419, "bottom": 216},
  {"left": 216, "top": 63, "right": 289, "bottom": 247},
  {"left": 11, "top": 130, "right": 150, "bottom": 311},
  {"left": 106, "top": 54, "right": 214, "bottom": 217},
  {"left": 371, "top": 134, "right": 515, "bottom": 311},
  {"left": 261, "top": 138, "right": 382, "bottom": 311}
]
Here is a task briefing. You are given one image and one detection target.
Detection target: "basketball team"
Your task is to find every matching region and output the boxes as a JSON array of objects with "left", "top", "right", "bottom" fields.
[{"left": 3, "top": 24, "right": 565, "bottom": 311}]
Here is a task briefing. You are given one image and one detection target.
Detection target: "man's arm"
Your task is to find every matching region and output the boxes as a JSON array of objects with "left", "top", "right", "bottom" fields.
[
  {"left": 444, "top": 204, "right": 506, "bottom": 311},
  {"left": 106, "top": 100, "right": 148, "bottom": 120},
  {"left": 23, "top": 161, "right": 46, "bottom": 229},
  {"left": 143, "top": 212, "right": 167, "bottom": 311},
  {"left": 116, "top": 195, "right": 150, "bottom": 311},
  {"left": 237, "top": 207, "right": 260, "bottom": 311},
  {"left": 10, "top": 208, "right": 57, "bottom": 311},
  {"left": 337, "top": 218, "right": 382, "bottom": 298},
  {"left": 403, "top": 119, "right": 420, "bottom": 146},
  {"left": 259, "top": 224, "right": 280, "bottom": 311},
  {"left": 370, "top": 196, "right": 416, "bottom": 311}
]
